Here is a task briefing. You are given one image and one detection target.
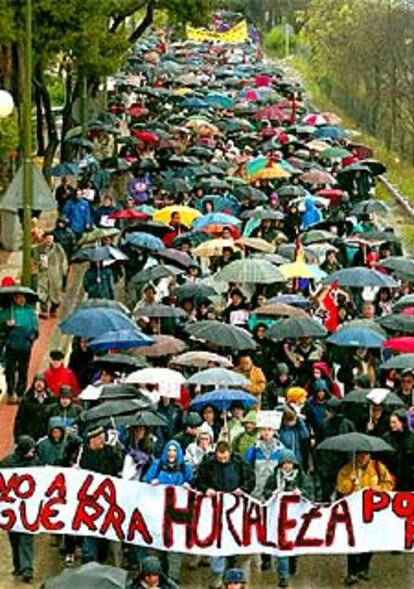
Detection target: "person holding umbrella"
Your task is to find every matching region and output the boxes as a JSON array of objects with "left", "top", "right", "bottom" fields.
[
  {"left": 0, "top": 291, "right": 39, "bottom": 404},
  {"left": 335, "top": 443, "right": 394, "bottom": 585},
  {"left": 131, "top": 556, "right": 178, "bottom": 589},
  {"left": 32, "top": 232, "right": 68, "bottom": 318}
]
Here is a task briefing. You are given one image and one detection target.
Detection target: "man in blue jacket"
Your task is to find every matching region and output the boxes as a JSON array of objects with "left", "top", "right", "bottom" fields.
[
  {"left": 0, "top": 292, "right": 39, "bottom": 404},
  {"left": 63, "top": 190, "right": 92, "bottom": 240}
]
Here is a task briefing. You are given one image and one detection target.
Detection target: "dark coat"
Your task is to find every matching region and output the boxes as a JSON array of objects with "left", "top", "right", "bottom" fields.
[
  {"left": 80, "top": 443, "right": 124, "bottom": 476},
  {"left": 14, "top": 388, "right": 56, "bottom": 441},
  {"left": 195, "top": 452, "right": 255, "bottom": 494},
  {"left": 383, "top": 429, "right": 414, "bottom": 491}
]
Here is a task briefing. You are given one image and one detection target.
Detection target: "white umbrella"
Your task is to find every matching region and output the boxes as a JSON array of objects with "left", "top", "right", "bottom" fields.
[{"left": 125, "top": 368, "right": 184, "bottom": 399}]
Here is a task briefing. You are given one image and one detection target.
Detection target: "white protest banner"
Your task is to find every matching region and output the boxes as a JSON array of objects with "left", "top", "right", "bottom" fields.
[
  {"left": 256, "top": 411, "right": 283, "bottom": 430},
  {"left": 1, "top": 467, "right": 414, "bottom": 556}
]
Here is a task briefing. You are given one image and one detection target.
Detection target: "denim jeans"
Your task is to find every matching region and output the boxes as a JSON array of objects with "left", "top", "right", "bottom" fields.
[
  {"left": 277, "top": 556, "right": 290, "bottom": 580},
  {"left": 9, "top": 532, "right": 34, "bottom": 575}
]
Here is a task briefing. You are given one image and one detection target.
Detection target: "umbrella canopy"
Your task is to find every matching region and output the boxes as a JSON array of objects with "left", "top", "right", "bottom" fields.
[
  {"left": 132, "top": 335, "right": 187, "bottom": 357},
  {"left": 341, "top": 388, "right": 404, "bottom": 408},
  {"left": 43, "top": 562, "right": 128, "bottom": 589},
  {"left": 126, "top": 367, "right": 185, "bottom": 386},
  {"left": 279, "top": 261, "right": 320, "bottom": 280},
  {"left": 380, "top": 257, "right": 414, "bottom": 280},
  {"left": 237, "top": 237, "right": 276, "bottom": 254},
  {"left": 173, "top": 282, "right": 218, "bottom": 301},
  {"left": 323, "top": 267, "right": 398, "bottom": 288},
  {"left": 153, "top": 205, "right": 200, "bottom": 227},
  {"left": 48, "top": 162, "right": 80, "bottom": 177},
  {"left": 93, "top": 353, "right": 148, "bottom": 372},
  {"left": 192, "top": 238, "right": 236, "bottom": 258},
  {"left": 82, "top": 398, "right": 154, "bottom": 422},
  {"left": 99, "top": 384, "right": 143, "bottom": 400},
  {"left": 351, "top": 200, "right": 389, "bottom": 216},
  {"left": 134, "top": 304, "right": 186, "bottom": 319},
  {"left": 125, "top": 232, "right": 165, "bottom": 251},
  {"left": 266, "top": 317, "right": 327, "bottom": 341},
  {"left": 379, "top": 313, "right": 414, "bottom": 334},
  {"left": 129, "top": 265, "right": 184, "bottom": 287},
  {"left": 109, "top": 210, "right": 150, "bottom": 221},
  {"left": 381, "top": 353, "right": 414, "bottom": 370},
  {"left": 154, "top": 248, "right": 194, "bottom": 269},
  {"left": 317, "top": 433, "right": 394, "bottom": 453},
  {"left": 301, "top": 230, "right": 337, "bottom": 245},
  {"left": 192, "top": 212, "right": 241, "bottom": 230},
  {"left": 393, "top": 294, "right": 414, "bottom": 312},
  {"left": 118, "top": 410, "right": 169, "bottom": 428},
  {"left": 77, "top": 299, "right": 130, "bottom": 315},
  {"left": 327, "top": 327, "right": 386, "bottom": 348},
  {"left": 0, "top": 286, "right": 38, "bottom": 305},
  {"left": 190, "top": 389, "right": 257, "bottom": 412},
  {"left": 214, "top": 259, "right": 285, "bottom": 284},
  {"left": 254, "top": 303, "right": 309, "bottom": 318},
  {"left": 59, "top": 308, "right": 137, "bottom": 338},
  {"left": 171, "top": 351, "right": 233, "bottom": 369},
  {"left": 186, "top": 367, "right": 248, "bottom": 387},
  {"left": 186, "top": 320, "right": 256, "bottom": 351},
  {"left": 78, "top": 228, "right": 120, "bottom": 246},
  {"left": 72, "top": 246, "right": 127, "bottom": 263},
  {"left": 88, "top": 329, "right": 153, "bottom": 351},
  {"left": 383, "top": 337, "right": 414, "bottom": 353}
]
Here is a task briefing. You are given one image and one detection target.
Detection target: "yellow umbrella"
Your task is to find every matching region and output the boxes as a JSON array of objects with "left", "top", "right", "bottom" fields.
[
  {"left": 186, "top": 117, "right": 212, "bottom": 129},
  {"left": 193, "top": 239, "right": 236, "bottom": 258},
  {"left": 249, "top": 164, "right": 290, "bottom": 181},
  {"left": 280, "top": 260, "right": 316, "bottom": 279},
  {"left": 174, "top": 87, "right": 192, "bottom": 96},
  {"left": 306, "top": 139, "right": 330, "bottom": 153},
  {"left": 153, "top": 206, "right": 201, "bottom": 227},
  {"left": 237, "top": 237, "right": 276, "bottom": 253}
]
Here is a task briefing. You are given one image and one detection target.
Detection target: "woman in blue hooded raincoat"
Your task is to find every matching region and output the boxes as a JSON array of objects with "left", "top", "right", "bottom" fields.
[{"left": 301, "top": 196, "right": 322, "bottom": 230}]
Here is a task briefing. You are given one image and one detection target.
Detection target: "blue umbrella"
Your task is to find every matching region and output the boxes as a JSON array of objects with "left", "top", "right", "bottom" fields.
[
  {"left": 323, "top": 267, "right": 398, "bottom": 288},
  {"left": 205, "top": 93, "right": 233, "bottom": 109},
  {"left": 268, "top": 294, "right": 312, "bottom": 309},
  {"left": 59, "top": 308, "right": 137, "bottom": 338},
  {"left": 182, "top": 97, "right": 209, "bottom": 109},
  {"left": 88, "top": 329, "right": 154, "bottom": 351},
  {"left": 72, "top": 246, "right": 128, "bottom": 263},
  {"left": 327, "top": 327, "right": 385, "bottom": 348},
  {"left": 125, "top": 232, "right": 165, "bottom": 251},
  {"left": 192, "top": 212, "right": 241, "bottom": 230},
  {"left": 314, "top": 126, "right": 346, "bottom": 140},
  {"left": 190, "top": 389, "right": 257, "bottom": 412},
  {"left": 197, "top": 195, "right": 241, "bottom": 215},
  {"left": 47, "top": 162, "right": 80, "bottom": 177}
]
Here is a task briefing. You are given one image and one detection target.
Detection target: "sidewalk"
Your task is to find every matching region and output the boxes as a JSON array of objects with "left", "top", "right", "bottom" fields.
[{"left": 0, "top": 250, "right": 85, "bottom": 458}]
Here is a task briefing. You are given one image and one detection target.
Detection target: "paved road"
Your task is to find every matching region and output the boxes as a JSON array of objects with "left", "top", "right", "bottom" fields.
[{"left": 0, "top": 534, "right": 412, "bottom": 588}]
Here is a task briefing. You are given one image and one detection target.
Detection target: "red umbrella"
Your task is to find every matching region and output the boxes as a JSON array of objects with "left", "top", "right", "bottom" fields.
[
  {"left": 109, "top": 104, "right": 126, "bottom": 115},
  {"left": 402, "top": 308, "right": 414, "bottom": 316},
  {"left": 254, "top": 105, "right": 286, "bottom": 122},
  {"left": 316, "top": 189, "right": 345, "bottom": 206},
  {"left": 109, "top": 210, "right": 150, "bottom": 221},
  {"left": 202, "top": 225, "right": 241, "bottom": 239},
  {"left": 128, "top": 103, "right": 149, "bottom": 118},
  {"left": 384, "top": 337, "right": 414, "bottom": 353},
  {"left": 133, "top": 130, "right": 159, "bottom": 144}
]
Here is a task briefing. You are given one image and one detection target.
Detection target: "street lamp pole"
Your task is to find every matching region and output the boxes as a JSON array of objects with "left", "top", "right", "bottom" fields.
[{"left": 22, "top": 0, "right": 33, "bottom": 286}]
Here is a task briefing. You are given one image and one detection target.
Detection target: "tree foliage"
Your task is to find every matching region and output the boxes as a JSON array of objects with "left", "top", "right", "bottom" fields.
[{"left": 300, "top": 0, "right": 414, "bottom": 162}]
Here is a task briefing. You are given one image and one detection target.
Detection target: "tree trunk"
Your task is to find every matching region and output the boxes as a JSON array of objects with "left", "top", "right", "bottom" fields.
[
  {"left": 129, "top": 0, "right": 155, "bottom": 44},
  {"left": 34, "top": 82, "right": 45, "bottom": 156}
]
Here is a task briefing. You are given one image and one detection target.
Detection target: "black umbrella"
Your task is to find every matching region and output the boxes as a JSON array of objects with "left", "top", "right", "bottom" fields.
[
  {"left": 93, "top": 353, "right": 148, "bottom": 372},
  {"left": 0, "top": 286, "right": 38, "bottom": 305},
  {"left": 341, "top": 388, "right": 404, "bottom": 408},
  {"left": 117, "top": 410, "right": 169, "bottom": 428},
  {"left": 99, "top": 384, "right": 143, "bottom": 400},
  {"left": 266, "top": 317, "right": 327, "bottom": 341},
  {"left": 379, "top": 314, "right": 414, "bottom": 334},
  {"left": 129, "top": 265, "right": 184, "bottom": 289},
  {"left": 134, "top": 304, "right": 186, "bottom": 319},
  {"left": 44, "top": 562, "right": 128, "bottom": 589},
  {"left": 82, "top": 397, "right": 154, "bottom": 422},
  {"left": 173, "top": 282, "right": 218, "bottom": 301},
  {"left": 317, "top": 433, "right": 394, "bottom": 453},
  {"left": 186, "top": 320, "right": 256, "bottom": 351},
  {"left": 154, "top": 248, "right": 194, "bottom": 269}
]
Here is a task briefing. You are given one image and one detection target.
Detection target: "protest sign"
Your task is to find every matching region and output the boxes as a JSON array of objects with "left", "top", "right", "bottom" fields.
[
  {"left": 256, "top": 411, "right": 283, "bottom": 430},
  {"left": 0, "top": 467, "right": 413, "bottom": 556},
  {"left": 186, "top": 21, "right": 248, "bottom": 44}
]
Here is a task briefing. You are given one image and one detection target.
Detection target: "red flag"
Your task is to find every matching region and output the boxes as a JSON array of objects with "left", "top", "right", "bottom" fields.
[{"left": 321, "top": 281, "right": 339, "bottom": 332}]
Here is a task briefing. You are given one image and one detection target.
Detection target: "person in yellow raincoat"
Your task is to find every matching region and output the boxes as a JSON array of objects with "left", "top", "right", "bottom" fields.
[{"left": 336, "top": 452, "right": 395, "bottom": 586}]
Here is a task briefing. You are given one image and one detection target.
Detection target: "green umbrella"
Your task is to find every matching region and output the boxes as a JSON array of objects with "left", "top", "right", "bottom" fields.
[
  {"left": 173, "top": 282, "right": 219, "bottom": 301},
  {"left": 381, "top": 353, "right": 414, "bottom": 370},
  {"left": 301, "top": 230, "right": 337, "bottom": 245},
  {"left": 379, "top": 313, "right": 414, "bottom": 333},
  {"left": 317, "top": 432, "right": 394, "bottom": 453},
  {"left": 320, "top": 146, "right": 352, "bottom": 159},
  {"left": 129, "top": 265, "right": 184, "bottom": 289},
  {"left": 44, "top": 563, "right": 128, "bottom": 589},
  {"left": 393, "top": 294, "right": 414, "bottom": 312},
  {"left": 340, "top": 318, "right": 386, "bottom": 335},
  {"left": 134, "top": 304, "right": 186, "bottom": 319},
  {"left": 214, "top": 259, "right": 285, "bottom": 284},
  {"left": 351, "top": 199, "right": 390, "bottom": 216},
  {"left": 341, "top": 388, "right": 404, "bottom": 408},
  {"left": 161, "top": 178, "right": 192, "bottom": 194},
  {"left": 380, "top": 257, "right": 414, "bottom": 280},
  {"left": 186, "top": 320, "right": 256, "bottom": 351},
  {"left": 78, "top": 227, "right": 120, "bottom": 245},
  {"left": 266, "top": 317, "right": 327, "bottom": 340}
]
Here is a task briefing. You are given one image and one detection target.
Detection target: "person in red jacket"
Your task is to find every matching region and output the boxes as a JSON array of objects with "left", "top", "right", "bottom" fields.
[{"left": 43, "top": 350, "right": 79, "bottom": 397}]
